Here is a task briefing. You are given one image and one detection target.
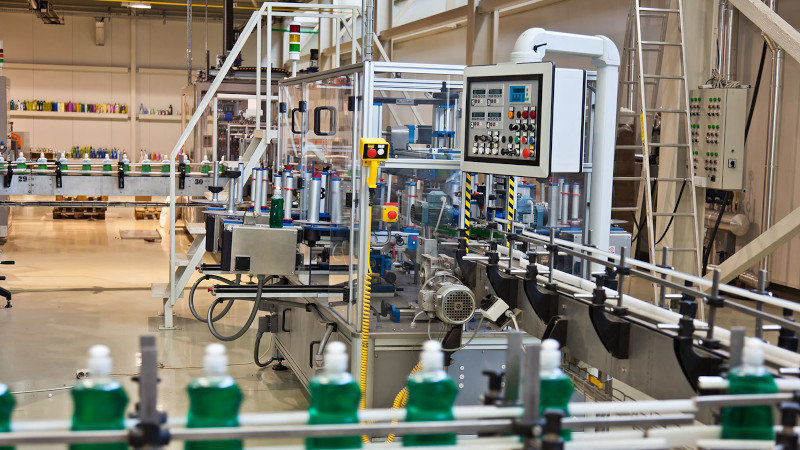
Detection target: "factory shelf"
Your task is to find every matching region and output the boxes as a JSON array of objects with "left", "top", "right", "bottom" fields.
[
  {"left": 9, "top": 110, "right": 130, "bottom": 121},
  {"left": 137, "top": 114, "right": 181, "bottom": 122}
]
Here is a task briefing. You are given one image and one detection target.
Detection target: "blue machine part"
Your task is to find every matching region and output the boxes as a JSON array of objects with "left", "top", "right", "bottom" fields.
[
  {"left": 421, "top": 190, "right": 458, "bottom": 227},
  {"left": 517, "top": 200, "right": 547, "bottom": 230},
  {"left": 408, "top": 125, "right": 415, "bottom": 144},
  {"left": 370, "top": 253, "right": 393, "bottom": 277}
]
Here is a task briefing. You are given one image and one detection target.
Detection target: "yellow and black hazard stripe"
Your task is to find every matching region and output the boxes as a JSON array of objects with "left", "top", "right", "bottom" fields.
[
  {"left": 464, "top": 173, "right": 472, "bottom": 247},
  {"left": 506, "top": 176, "right": 515, "bottom": 247}
]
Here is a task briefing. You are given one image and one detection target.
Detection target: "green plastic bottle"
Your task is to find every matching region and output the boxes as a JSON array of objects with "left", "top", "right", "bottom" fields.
[
  {"left": 269, "top": 174, "right": 284, "bottom": 228},
  {"left": 721, "top": 338, "right": 778, "bottom": 440},
  {"left": 81, "top": 154, "right": 92, "bottom": 172},
  {"left": 70, "top": 345, "right": 129, "bottom": 450},
  {"left": 161, "top": 154, "right": 170, "bottom": 173},
  {"left": 0, "top": 382, "right": 15, "bottom": 450},
  {"left": 186, "top": 343, "right": 243, "bottom": 450},
  {"left": 306, "top": 341, "right": 362, "bottom": 450},
  {"left": 403, "top": 340, "right": 457, "bottom": 447},
  {"left": 14, "top": 153, "right": 26, "bottom": 170},
  {"left": 538, "top": 339, "right": 573, "bottom": 441},
  {"left": 201, "top": 154, "right": 211, "bottom": 175},
  {"left": 140, "top": 153, "right": 151, "bottom": 173}
]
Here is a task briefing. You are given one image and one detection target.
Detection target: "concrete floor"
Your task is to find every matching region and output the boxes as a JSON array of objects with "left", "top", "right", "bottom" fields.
[{"left": 0, "top": 206, "right": 308, "bottom": 448}]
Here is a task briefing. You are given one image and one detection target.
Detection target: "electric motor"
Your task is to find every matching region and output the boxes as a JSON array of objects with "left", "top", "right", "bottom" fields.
[{"left": 417, "top": 273, "right": 476, "bottom": 325}]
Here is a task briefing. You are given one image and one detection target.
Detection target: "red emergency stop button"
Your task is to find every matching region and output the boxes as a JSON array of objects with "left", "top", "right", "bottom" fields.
[
  {"left": 388, "top": 210, "right": 397, "bottom": 220},
  {"left": 523, "top": 148, "right": 531, "bottom": 158},
  {"left": 367, "top": 148, "right": 377, "bottom": 158}
]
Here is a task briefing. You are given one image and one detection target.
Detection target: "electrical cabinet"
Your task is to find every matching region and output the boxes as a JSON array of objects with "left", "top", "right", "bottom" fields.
[{"left": 689, "top": 87, "right": 747, "bottom": 190}]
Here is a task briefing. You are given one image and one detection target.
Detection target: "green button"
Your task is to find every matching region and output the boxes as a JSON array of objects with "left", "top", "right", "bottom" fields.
[
  {"left": 514, "top": 136, "right": 520, "bottom": 144},
  {"left": 708, "top": 125, "right": 711, "bottom": 129},
  {"left": 714, "top": 152, "right": 718, "bottom": 157},
  {"left": 706, "top": 152, "right": 710, "bottom": 156}
]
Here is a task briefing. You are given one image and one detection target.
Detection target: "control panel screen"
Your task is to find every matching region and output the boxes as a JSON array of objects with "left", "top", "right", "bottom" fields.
[
  {"left": 465, "top": 74, "right": 545, "bottom": 168},
  {"left": 509, "top": 85, "right": 529, "bottom": 103}
]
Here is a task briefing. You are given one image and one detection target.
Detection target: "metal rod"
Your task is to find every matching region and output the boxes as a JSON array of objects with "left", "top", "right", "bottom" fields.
[
  {"left": 617, "top": 246, "right": 628, "bottom": 307},
  {"left": 755, "top": 269, "right": 767, "bottom": 339},
  {"left": 762, "top": 0, "right": 783, "bottom": 279},
  {"left": 658, "top": 246, "right": 670, "bottom": 308},
  {"left": 705, "top": 269, "right": 722, "bottom": 341}
]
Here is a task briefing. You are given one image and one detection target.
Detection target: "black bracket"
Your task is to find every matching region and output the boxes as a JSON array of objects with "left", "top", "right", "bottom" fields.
[
  {"left": 486, "top": 252, "right": 519, "bottom": 309},
  {"left": 523, "top": 256, "right": 559, "bottom": 323},
  {"left": 118, "top": 162, "right": 125, "bottom": 189},
  {"left": 441, "top": 325, "right": 462, "bottom": 365},
  {"left": 776, "top": 399, "right": 800, "bottom": 450},
  {"left": 542, "top": 315, "right": 568, "bottom": 349},
  {"left": 673, "top": 315, "right": 722, "bottom": 392},
  {"left": 588, "top": 287, "right": 630, "bottom": 359},
  {"left": 55, "top": 164, "right": 63, "bottom": 189},
  {"left": 455, "top": 236, "right": 477, "bottom": 286},
  {"left": 3, "top": 165, "right": 12, "bottom": 188},
  {"left": 779, "top": 308, "right": 799, "bottom": 352},
  {"left": 178, "top": 161, "right": 187, "bottom": 190}
]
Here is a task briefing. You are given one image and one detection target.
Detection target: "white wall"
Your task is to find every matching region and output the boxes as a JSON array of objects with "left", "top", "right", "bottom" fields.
[{"left": 0, "top": 12, "right": 227, "bottom": 158}]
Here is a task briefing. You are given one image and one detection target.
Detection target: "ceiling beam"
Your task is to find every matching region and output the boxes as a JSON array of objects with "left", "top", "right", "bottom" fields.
[
  {"left": 728, "top": 0, "right": 800, "bottom": 65},
  {"left": 378, "top": 5, "right": 468, "bottom": 40},
  {"left": 477, "top": 0, "right": 564, "bottom": 14}
]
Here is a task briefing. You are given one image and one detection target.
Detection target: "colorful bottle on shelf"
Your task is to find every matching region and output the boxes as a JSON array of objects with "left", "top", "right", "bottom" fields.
[
  {"left": 306, "top": 342, "right": 361, "bottom": 450},
  {"left": 721, "top": 338, "right": 778, "bottom": 440},
  {"left": 186, "top": 343, "right": 243, "bottom": 450},
  {"left": 0, "top": 381, "right": 15, "bottom": 450},
  {"left": 269, "top": 173, "right": 284, "bottom": 228},
  {"left": 70, "top": 345, "right": 129, "bottom": 450},
  {"left": 403, "top": 341, "right": 457, "bottom": 447},
  {"left": 36, "top": 153, "right": 48, "bottom": 172},
  {"left": 161, "top": 154, "right": 170, "bottom": 173},
  {"left": 15, "top": 152, "right": 26, "bottom": 170},
  {"left": 538, "top": 339, "right": 573, "bottom": 441}
]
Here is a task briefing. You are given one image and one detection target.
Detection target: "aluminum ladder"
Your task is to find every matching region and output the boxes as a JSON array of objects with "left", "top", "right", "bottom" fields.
[{"left": 613, "top": 0, "right": 702, "bottom": 288}]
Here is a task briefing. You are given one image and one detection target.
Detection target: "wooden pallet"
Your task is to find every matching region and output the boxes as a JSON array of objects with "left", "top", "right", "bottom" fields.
[
  {"left": 53, "top": 195, "right": 108, "bottom": 220},
  {"left": 134, "top": 208, "right": 161, "bottom": 220}
]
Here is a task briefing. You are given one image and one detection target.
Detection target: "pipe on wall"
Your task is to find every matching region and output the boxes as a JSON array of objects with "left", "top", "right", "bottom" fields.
[{"left": 761, "top": 0, "right": 783, "bottom": 281}]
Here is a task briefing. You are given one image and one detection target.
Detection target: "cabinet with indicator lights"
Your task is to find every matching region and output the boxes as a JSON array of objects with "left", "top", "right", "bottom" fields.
[{"left": 689, "top": 87, "right": 747, "bottom": 190}]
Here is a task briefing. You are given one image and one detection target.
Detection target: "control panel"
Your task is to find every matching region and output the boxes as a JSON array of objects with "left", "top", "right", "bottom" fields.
[
  {"left": 461, "top": 62, "right": 585, "bottom": 178},
  {"left": 689, "top": 87, "right": 747, "bottom": 190}
]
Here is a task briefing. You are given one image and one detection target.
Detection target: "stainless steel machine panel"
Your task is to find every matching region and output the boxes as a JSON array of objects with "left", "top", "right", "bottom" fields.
[{"left": 230, "top": 226, "right": 297, "bottom": 275}]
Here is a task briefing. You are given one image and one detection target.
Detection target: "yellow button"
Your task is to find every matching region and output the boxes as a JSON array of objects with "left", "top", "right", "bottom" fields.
[{"left": 507, "top": 110, "right": 514, "bottom": 119}]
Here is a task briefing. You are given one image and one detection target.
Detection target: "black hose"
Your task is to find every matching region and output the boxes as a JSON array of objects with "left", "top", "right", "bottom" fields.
[
  {"left": 207, "top": 274, "right": 266, "bottom": 341},
  {"left": 188, "top": 274, "right": 236, "bottom": 322},
  {"left": 745, "top": 42, "right": 768, "bottom": 142},
  {"left": 254, "top": 331, "right": 275, "bottom": 367},
  {"left": 702, "top": 192, "right": 732, "bottom": 276},
  {"left": 654, "top": 180, "right": 687, "bottom": 246}
]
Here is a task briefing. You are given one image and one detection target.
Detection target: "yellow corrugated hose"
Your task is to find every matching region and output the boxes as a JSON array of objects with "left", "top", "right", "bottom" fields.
[
  {"left": 385, "top": 362, "right": 422, "bottom": 443},
  {"left": 360, "top": 204, "right": 373, "bottom": 443}
]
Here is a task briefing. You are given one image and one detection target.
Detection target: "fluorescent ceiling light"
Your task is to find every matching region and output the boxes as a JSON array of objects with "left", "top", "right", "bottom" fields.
[{"left": 123, "top": 2, "right": 151, "bottom": 8}]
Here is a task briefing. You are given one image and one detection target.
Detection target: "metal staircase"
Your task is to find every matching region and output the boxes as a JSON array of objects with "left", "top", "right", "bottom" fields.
[{"left": 613, "top": 0, "right": 702, "bottom": 285}]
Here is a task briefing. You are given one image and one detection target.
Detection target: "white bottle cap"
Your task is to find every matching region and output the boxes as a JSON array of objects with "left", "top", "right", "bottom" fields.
[
  {"left": 18, "top": 152, "right": 24, "bottom": 160},
  {"left": 123, "top": 153, "right": 128, "bottom": 160},
  {"left": 39, "top": 153, "right": 45, "bottom": 160},
  {"left": 742, "top": 337, "right": 765, "bottom": 367},
  {"left": 104, "top": 153, "right": 109, "bottom": 159},
  {"left": 540, "top": 339, "right": 562, "bottom": 372},
  {"left": 323, "top": 341, "right": 348, "bottom": 374},
  {"left": 87, "top": 345, "right": 112, "bottom": 377},
  {"left": 420, "top": 340, "right": 444, "bottom": 373},
  {"left": 203, "top": 343, "right": 228, "bottom": 376}
]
